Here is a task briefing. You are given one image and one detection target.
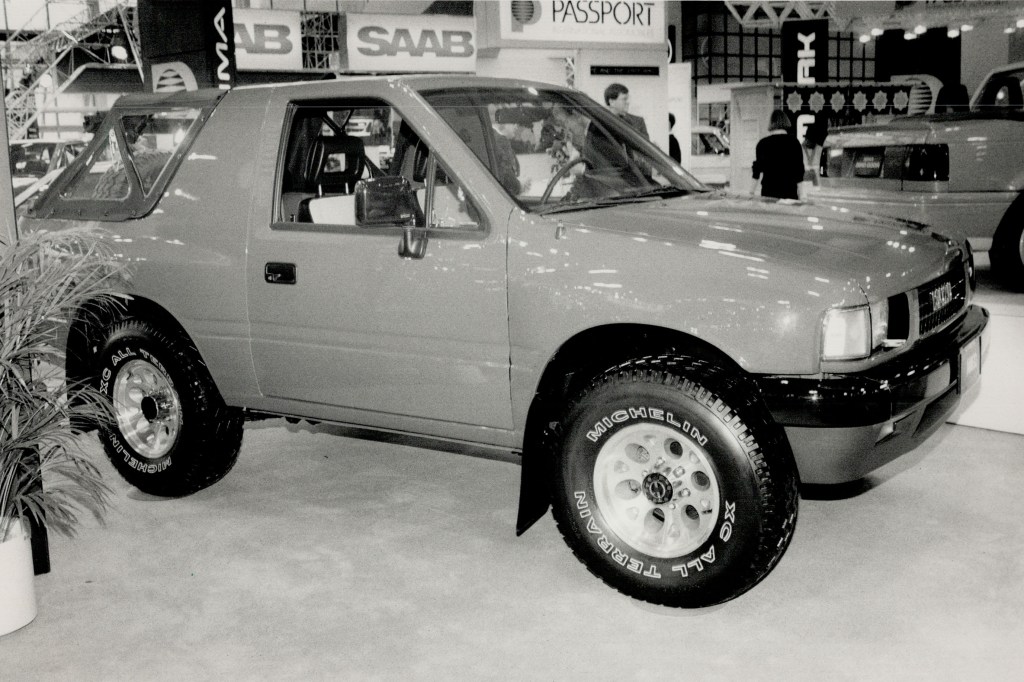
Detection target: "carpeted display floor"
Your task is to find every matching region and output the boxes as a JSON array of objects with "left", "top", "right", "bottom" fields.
[{"left": 3, "top": 419, "right": 1022, "bottom": 681}]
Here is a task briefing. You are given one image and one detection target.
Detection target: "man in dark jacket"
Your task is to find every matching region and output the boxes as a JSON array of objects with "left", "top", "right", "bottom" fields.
[{"left": 604, "top": 83, "right": 649, "bottom": 139}]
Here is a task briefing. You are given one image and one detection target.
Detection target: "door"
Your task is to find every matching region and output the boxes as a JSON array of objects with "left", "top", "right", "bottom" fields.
[{"left": 247, "top": 99, "right": 512, "bottom": 435}]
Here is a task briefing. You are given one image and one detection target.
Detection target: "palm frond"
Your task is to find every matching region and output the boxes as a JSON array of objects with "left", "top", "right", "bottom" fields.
[{"left": 1, "top": 227, "right": 128, "bottom": 538}]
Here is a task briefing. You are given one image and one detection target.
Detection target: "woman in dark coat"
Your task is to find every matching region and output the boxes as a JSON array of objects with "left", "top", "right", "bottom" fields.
[{"left": 751, "top": 110, "right": 805, "bottom": 200}]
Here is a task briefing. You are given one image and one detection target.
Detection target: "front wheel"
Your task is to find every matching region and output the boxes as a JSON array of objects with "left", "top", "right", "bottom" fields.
[
  {"left": 551, "top": 356, "right": 798, "bottom": 607},
  {"left": 990, "top": 201, "right": 1024, "bottom": 291},
  {"left": 95, "top": 319, "right": 244, "bottom": 497}
]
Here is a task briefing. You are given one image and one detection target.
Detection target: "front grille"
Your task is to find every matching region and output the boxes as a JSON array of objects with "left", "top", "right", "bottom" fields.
[{"left": 918, "top": 261, "right": 966, "bottom": 335}]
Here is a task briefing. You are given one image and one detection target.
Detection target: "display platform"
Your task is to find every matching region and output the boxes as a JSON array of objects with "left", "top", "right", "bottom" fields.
[{"left": 948, "top": 253, "right": 1024, "bottom": 435}]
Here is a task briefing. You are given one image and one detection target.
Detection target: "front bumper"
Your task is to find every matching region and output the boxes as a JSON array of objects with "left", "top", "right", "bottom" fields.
[{"left": 756, "top": 305, "right": 989, "bottom": 484}]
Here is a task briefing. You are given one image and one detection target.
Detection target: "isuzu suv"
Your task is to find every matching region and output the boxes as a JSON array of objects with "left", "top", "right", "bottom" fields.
[
  {"left": 813, "top": 62, "right": 1024, "bottom": 289},
  {"left": 22, "top": 76, "right": 987, "bottom": 607}
]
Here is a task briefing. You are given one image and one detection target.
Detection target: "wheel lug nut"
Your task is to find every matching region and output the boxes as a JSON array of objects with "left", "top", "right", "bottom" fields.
[
  {"left": 701, "top": 499, "right": 711, "bottom": 509},
  {"left": 681, "top": 489, "right": 691, "bottom": 497},
  {"left": 655, "top": 457, "right": 664, "bottom": 467},
  {"left": 673, "top": 467, "right": 685, "bottom": 477},
  {"left": 669, "top": 503, "right": 676, "bottom": 510}
]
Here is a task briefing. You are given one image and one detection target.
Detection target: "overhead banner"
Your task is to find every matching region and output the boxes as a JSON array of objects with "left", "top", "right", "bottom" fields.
[
  {"left": 500, "top": 0, "right": 664, "bottom": 44},
  {"left": 140, "top": 0, "right": 236, "bottom": 92},
  {"left": 782, "top": 20, "right": 828, "bottom": 84},
  {"left": 782, "top": 83, "right": 914, "bottom": 128},
  {"left": 234, "top": 9, "right": 303, "bottom": 71},
  {"left": 347, "top": 14, "right": 476, "bottom": 73}
]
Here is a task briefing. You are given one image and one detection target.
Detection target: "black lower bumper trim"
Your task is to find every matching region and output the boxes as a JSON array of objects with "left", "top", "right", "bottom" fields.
[{"left": 756, "top": 305, "right": 988, "bottom": 429}]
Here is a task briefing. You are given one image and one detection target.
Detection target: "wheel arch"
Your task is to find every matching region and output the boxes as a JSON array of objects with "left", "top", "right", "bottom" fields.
[
  {"left": 516, "top": 323, "right": 750, "bottom": 535},
  {"left": 67, "top": 294, "right": 202, "bottom": 384},
  {"left": 990, "top": 190, "right": 1024, "bottom": 289}
]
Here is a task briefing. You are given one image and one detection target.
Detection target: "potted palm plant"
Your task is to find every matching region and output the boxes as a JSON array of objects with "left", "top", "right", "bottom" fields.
[{"left": 1, "top": 226, "right": 124, "bottom": 636}]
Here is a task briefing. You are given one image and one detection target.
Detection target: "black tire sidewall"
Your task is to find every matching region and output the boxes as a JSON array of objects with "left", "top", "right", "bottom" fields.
[
  {"left": 96, "top": 325, "right": 193, "bottom": 489},
  {"left": 991, "top": 202, "right": 1024, "bottom": 289},
  {"left": 556, "top": 379, "right": 767, "bottom": 603}
]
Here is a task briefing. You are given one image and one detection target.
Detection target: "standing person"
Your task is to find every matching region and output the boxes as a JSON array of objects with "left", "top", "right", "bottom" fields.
[
  {"left": 751, "top": 110, "right": 804, "bottom": 200},
  {"left": 603, "top": 83, "right": 649, "bottom": 139},
  {"left": 668, "top": 113, "right": 681, "bottom": 162}
]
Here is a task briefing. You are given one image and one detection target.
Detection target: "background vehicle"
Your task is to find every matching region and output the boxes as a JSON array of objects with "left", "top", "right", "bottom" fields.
[
  {"left": 689, "top": 124, "right": 730, "bottom": 188},
  {"left": 9, "top": 138, "right": 85, "bottom": 191},
  {"left": 21, "top": 77, "right": 986, "bottom": 608},
  {"left": 812, "top": 62, "right": 1024, "bottom": 289}
]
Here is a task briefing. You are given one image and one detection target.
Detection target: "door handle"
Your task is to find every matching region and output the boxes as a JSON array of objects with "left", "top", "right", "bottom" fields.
[{"left": 264, "top": 262, "right": 296, "bottom": 284}]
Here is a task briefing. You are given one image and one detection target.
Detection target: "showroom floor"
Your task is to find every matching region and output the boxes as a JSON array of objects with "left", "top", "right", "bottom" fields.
[{"left": 4, "top": 263, "right": 1022, "bottom": 681}]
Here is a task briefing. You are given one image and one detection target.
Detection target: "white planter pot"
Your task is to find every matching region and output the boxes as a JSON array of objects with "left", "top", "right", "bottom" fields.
[{"left": 0, "top": 519, "right": 38, "bottom": 636}]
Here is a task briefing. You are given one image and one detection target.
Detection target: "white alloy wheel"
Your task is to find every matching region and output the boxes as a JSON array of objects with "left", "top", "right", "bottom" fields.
[
  {"left": 112, "top": 358, "right": 182, "bottom": 459},
  {"left": 592, "top": 422, "right": 721, "bottom": 559}
]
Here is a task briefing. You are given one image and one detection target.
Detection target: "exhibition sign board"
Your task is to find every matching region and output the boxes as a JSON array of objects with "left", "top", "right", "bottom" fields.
[
  {"left": 234, "top": 9, "right": 303, "bottom": 71},
  {"left": 347, "top": 14, "right": 476, "bottom": 73},
  {"left": 140, "top": 0, "right": 236, "bottom": 92},
  {"left": 782, "top": 19, "right": 828, "bottom": 85},
  {"left": 499, "top": 0, "right": 664, "bottom": 44}
]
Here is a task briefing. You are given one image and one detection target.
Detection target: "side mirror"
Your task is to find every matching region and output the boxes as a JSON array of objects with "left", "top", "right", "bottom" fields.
[{"left": 355, "top": 176, "right": 418, "bottom": 227}]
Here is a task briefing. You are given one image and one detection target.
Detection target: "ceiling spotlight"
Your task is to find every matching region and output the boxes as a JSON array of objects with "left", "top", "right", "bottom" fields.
[
  {"left": 110, "top": 34, "right": 128, "bottom": 61},
  {"left": 859, "top": 34, "right": 871, "bottom": 43},
  {"left": 1017, "top": 19, "right": 1024, "bottom": 28},
  {"left": 870, "top": 27, "right": 884, "bottom": 37},
  {"left": 904, "top": 31, "right": 917, "bottom": 40},
  {"left": 914, "top": 24, "right": 927, "bottom": 34},
  {"left": 961, "top": 23, "right": 973, "bottom": 32},
  {"left": 1005, "top": 26, "right": 1016, "bottom": 34},
  {"left": 948, "top": 28, "right": 960, "bottom": 38}
]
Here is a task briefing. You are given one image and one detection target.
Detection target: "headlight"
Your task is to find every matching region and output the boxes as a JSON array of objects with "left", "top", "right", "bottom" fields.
[{"left": 822, "top": 301, "right": 889, "bottom": 360}]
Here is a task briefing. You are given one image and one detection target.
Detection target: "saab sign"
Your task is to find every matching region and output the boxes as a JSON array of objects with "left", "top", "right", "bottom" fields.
[
  {"left": 347, "top": 14, "right": 476, "bottom": 73},
  {"left": 234, "top": 9, "right": 302, "bottom": 71}
]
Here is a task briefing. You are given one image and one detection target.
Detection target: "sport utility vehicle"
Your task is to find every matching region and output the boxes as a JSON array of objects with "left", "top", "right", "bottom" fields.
[
  {"left": 22, "top": 77, "right": 987, "bottom": 608},
  {"left": 813, "top": 62, "right": 1024, "bottom": 288}
]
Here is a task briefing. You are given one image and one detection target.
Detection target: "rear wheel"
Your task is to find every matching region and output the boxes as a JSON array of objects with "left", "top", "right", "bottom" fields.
[
  {"left": 551, "top": 356, "right": 798, "bottom": 607},
  {"left": 95, "top": 319, "right": 243, "bottom": 496}
]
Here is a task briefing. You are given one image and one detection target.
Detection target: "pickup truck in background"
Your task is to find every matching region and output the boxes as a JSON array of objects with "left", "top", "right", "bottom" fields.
[{"left": 812, "top": 62, "right": 1024, "bottom": 289}]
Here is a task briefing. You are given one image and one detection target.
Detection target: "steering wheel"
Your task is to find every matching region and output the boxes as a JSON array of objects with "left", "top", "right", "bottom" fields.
[{"left": 540, "top": 157, "right": 593, "bottom": 204}]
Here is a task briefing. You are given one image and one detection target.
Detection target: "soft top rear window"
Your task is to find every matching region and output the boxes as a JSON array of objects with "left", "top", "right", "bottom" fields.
[{"left": 28, "top": 104, "right": 213, "bottom": 221}]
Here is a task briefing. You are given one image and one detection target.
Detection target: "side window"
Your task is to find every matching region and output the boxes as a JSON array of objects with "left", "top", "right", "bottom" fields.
[
  {"left": 278, "top": 100, "right": 480, "bottom": 231},
  {"left": 59, "top": 108, "right": 201, "bottom": 202},
  {"left": 61, "top": 129, "right": 130, "bottom": 200},
  {"left": 121, "top": 110, "right": 200, "bottom": 194},
  {"left": 279, "top": 104, "right": 379, "bottom": 225}
]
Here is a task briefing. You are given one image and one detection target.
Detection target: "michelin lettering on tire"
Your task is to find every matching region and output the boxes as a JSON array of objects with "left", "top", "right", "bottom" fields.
[
  {"left": 95, "top": 319, "right": 243, "bottom": 497},
  {"left": 551, "top": 356, "right": 798, "bottom": 608}
]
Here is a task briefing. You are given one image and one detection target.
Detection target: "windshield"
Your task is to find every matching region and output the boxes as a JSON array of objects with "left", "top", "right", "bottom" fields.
[
  {"left": 420, "top": 86, "right": 704, "bottom": 214},
  {"left": 972, "top": 66, "right": 1024, "bottom": 113}
]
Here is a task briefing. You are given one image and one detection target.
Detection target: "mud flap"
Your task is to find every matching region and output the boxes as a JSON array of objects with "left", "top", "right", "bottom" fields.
[{"left": 516, "top": 449, "right": 550, "bottom": 536}]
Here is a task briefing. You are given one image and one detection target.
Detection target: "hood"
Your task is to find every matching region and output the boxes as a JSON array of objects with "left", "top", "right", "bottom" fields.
[{"left": 556, "top": 192, "right": 957, "bottom": 297}]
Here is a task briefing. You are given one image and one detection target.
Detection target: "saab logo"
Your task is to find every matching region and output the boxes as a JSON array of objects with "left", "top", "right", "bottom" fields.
[
  {"left": 235, "top": 23, "right": 292, "bottom": 54},
  {"left": 356, "top": 26, "right": 474, "bottom": 58},
  {"left": 510, "top": 0, "right": 542, "bottom": 31},
  {"left": 930, "top": 282, "right": 954, "bottom": 311},
  {"left": 152, "top": 62, "right": 199, "bottom": 92},
  {"left": 796, "top": 32, "right": 816, "bottom": 84},
  {"left": 213, "top": 6, "right": 232, "bottom": 89}
]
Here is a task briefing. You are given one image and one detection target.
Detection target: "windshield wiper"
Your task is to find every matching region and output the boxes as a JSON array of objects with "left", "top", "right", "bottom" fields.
[
  {"left": 536, "top": 198, "right": 622, "bottom": 215},
  {"left": 536, "top": 188, "right": 693, "bottom": 215},
  {"left": 618, "top": 187, "right": 692, "bottom": 200}
]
